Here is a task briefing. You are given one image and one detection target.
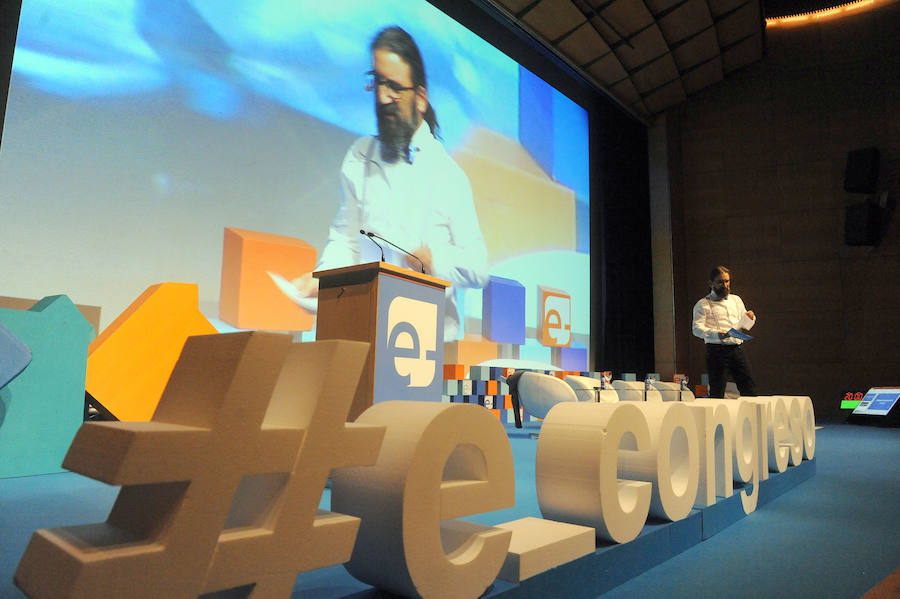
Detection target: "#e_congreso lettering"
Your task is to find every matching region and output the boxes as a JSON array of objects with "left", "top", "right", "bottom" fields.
[{"left": 14, "top": 334, "right": 815, "bottom": 599}]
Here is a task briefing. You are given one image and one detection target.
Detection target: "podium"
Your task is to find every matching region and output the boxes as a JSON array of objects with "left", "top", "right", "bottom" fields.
[{"left": 314, "top": 262, "right": 449, "bottom": 421}]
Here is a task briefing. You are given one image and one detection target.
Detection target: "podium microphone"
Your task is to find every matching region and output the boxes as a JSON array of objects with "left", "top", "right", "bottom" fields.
[
  {"left": 359, "top": 229, "right": 385, "bottom": 262},
  {"left": 366, "top": 231, "right": 426, "bottom": 274}
]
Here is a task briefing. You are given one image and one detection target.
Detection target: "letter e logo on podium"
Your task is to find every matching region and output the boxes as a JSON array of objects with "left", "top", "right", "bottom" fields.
[
  {"left": 387, "top": 296, "right": 438, "bottom": 387},
  {"left": 538, "top": 286, "right": 571, "bottom": 347}
]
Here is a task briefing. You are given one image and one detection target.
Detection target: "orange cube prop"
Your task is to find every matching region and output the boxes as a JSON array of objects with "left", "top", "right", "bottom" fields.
[{"left": 219, "top": 227, "right": 316, "bottom": 331}]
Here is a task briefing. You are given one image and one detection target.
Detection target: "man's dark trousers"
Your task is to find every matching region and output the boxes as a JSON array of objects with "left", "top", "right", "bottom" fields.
[{"left": 706, "top": 343, "right": 756, "bottom": 398}]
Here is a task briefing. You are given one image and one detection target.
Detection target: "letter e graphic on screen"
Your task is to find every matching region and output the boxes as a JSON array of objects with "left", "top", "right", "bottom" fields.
[
  {"left": 387, "top": 296, "right": 438, "bottom": 387},
  {"left": 538, "top": 286, "right": 571, "bottom": 347}
]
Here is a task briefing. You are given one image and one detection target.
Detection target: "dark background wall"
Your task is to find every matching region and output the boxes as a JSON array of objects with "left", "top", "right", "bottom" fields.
[
  {"left": 668, "top": 1, "right": 900, "bottom": 422},
  {"left": 0, "top": 0, "right": 22, "bottom": 147}
]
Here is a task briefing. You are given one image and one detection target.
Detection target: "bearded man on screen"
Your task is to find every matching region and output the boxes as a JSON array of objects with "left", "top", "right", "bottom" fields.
[{"left": 293, "top": 26, "right": 488, "bottom": 340}]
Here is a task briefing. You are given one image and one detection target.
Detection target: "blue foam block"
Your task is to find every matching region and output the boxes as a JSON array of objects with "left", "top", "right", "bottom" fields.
[
  {"left": 483, "top": 276, "right": 526, "bottom": 345},
  {"left": 700, "top": 492, "right": 746, "bottom": 540},
  {"left": 0, "top": 322, "right": 32, "bottom": 389},
  {"left": 552, "top": 343, "right": 588, "bottom": 371},
  {"left": 668, "top": 509, "right": 703, "bottom": 556},
  {"left": 759, "top": 458, "right": 816, "bottom": 507}
]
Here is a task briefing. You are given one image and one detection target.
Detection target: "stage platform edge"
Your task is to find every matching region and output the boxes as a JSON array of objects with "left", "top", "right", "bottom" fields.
[{"left": 482, "top": 457, "right": 817, "bottom": 599}]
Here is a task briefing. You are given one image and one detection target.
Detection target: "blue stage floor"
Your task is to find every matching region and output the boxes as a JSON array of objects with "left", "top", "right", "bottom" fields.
[{"left": 1, "top": 423, "right": 897, "bottom": 599}]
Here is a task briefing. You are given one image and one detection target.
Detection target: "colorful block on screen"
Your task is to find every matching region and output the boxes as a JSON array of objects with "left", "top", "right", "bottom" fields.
[
  {"left": 483, "top": 276, "right": 526, "bottom": 344},
  {"left": 443, "top": 363, "right": 466, "bottom": 380},
  {"left": 0, "top": 295, "right": 94, "bottom": 478},
  {"left": 443, "top": 338, "right": 498, "bottom": 369},
  {"left": 453, "top": 127, "right": 576, "bottom": 265},
  {"left": 552, "top": 343, "right": 588, "bottom": 372},
  {"left": 86, "top": 283, "right": 217, "bottom": 422},
  {"left": 538, "top": 285, "right": 572, "bottom": 347},
  {"left": 219, "top": 227, "right": 316, "bottom": 331}
]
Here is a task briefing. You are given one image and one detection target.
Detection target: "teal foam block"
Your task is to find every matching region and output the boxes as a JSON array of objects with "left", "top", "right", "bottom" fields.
[
  {"left": 470, "top": 365, "right": 492, "bottom": 380},
  {"left": 0, "top": 322, "right": 32, "bottom": 389},
  {"left": 0, "top": 296, "right": 94, "bottom": 478},
  {"left": 759, "top": 458, "right": 816, "bottom": 507}
]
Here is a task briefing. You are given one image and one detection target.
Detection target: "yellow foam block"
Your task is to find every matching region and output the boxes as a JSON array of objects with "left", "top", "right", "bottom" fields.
[
  {"left": 495, "top": 517, "right": 595, "bottom": 582},
  {"left": 443, "top": 339, "right": 498, "bottom": 370},
  {"left": 86, "top": 283, "right": 217, "bottom": 421},
  {"left": 453, "top": 127, "right": 576, "bottom": 264},
  {"left": 219, "top": 227, "right": 316, "bottom": 331}
]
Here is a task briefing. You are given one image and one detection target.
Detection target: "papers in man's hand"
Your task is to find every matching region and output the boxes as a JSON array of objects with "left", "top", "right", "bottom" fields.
[
  {"left": 267, "top": 271, "right": 318, "bottom": 314},
  {"left": 738, "top": 312, "right": 756, "bottom": 331},
  {"left": 727, "top": 328, "right": 753, "bottom": 341}
]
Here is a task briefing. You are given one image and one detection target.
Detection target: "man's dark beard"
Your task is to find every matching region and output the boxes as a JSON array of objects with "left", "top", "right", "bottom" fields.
[{"left": 376, "top": 102, "right": 416, "bottom": 163}]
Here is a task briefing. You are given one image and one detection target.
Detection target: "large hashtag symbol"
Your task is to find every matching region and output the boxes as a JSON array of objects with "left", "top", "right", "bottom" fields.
[{"left": 14, "top": 332, "right": 384, "bottom": 598}]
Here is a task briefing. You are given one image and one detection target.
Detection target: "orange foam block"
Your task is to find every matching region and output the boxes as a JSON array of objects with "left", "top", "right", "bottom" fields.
[
  {"left": 86, "top": 283, "right": 217, "bottom": 421},
  {"left": 443, "top": 339, "right": 498, "bottom": 370},
  {"left": 219, "top": 227, "right": 317, "bottom": 331},
  {"left": 443, "top": 363, "right": 466, "bottom": 380},
  {"left": 552, "top": 371, "right": 580, "bottom": 380}
]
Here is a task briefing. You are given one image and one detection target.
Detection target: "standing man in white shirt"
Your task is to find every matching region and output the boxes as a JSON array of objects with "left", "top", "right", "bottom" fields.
[
  {"left": 292, "top": 26, "right": 488, "bottom": 340},
  {"left": 692, "top": 265, "right": 757, "bottom": 398}
]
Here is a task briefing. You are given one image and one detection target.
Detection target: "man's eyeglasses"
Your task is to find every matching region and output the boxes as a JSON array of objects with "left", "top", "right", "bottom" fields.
[{"left": 365, "top": 70, "right": 416, "bottom": 95}]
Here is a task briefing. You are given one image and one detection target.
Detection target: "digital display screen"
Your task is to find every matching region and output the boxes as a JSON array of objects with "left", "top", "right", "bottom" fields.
[
  {"left": 1, "top": 0, "right": 591, "bottom": 364},
  {"left": 851, "top": 388, "right": 900, "bottom": 417}
]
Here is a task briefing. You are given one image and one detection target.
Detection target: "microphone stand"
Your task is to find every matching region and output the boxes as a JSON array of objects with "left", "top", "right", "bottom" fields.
[
  {"left": 359, "top": 229, "right": 385, "bottom": 262},
  {"left": 366, "top": 231, "right": 426, "bottom": 274}
]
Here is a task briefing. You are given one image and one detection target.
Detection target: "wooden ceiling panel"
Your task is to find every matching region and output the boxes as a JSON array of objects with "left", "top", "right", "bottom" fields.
[
  {"left": 643, "top": 79, "right": 687, "bottom": 113},
  {"left": 521, "top": 0, "right": 588, "bottom": 41},
  {"left": 610, "top": 77, "right": 646, "bottom": 110},
  {"left": 586, "top": 51, "right": 629, "bottom": 86},
  {"left": 645, "top": 0, "right": 686, "bottom": 13},
  {"left": 715, "top": 2, "right": 761, "bottom": 46},
  {"left": 492, "top": 0, "right": 542, "bottom": 15},
  {"left": 613, "top": 25, "right": 670, "bottom": 70},
  {"left": 602, "top": 0, "right": 656, "bottom": 33},
  {"left": 671, "top": 27, "right": 720, "bottom": 70},
  {"left": 707, "top": 0, "right": 750, "bottom": 18},
  {"left": 587, "top": 12, "right": 622, "bottom": 42},
  {"left": 658, "top": 0, "right": 715, "bottom": 43},
  {"left": 557, "top": 22, "right": 612, "bottom": 64},
  {"left": 631, "top": 55, "right": 681, "bottom": 94},
  {"left": 488, "top": 0, "right": 765, "bottom": 119}
]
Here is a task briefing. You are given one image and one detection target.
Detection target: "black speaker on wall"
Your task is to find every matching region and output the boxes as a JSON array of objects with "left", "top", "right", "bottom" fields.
[
  {"left": 844, "top": 147, "right": 880, "bottom": 193},
  {"left": 845, "top": 201, "right": 881, "bottom": 246}
]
